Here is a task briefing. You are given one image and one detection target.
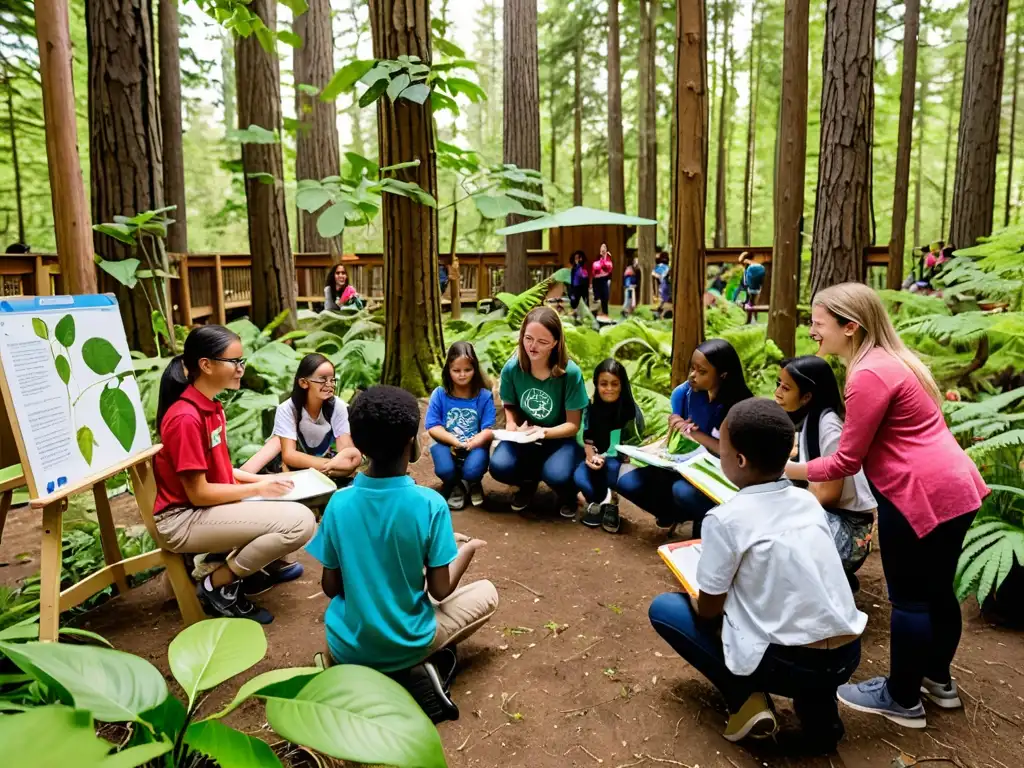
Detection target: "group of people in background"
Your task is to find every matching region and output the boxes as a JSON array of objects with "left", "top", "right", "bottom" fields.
[{"left": 148, "top": 272, "right": 985, "bottom": 753}]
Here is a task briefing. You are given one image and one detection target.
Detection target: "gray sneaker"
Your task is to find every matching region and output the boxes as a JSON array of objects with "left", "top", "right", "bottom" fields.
[
  {"left": 467, "top": 481, "right": 484, "bottom": 507},
  {"left": 837, "top": 677, "right": 926, "bottom": 729},
  {"left": 921, "top": 677, "right": 963, "bottom": 709},
  {"left": 447, "top": 482, "right": 466, "bottom": 511}
]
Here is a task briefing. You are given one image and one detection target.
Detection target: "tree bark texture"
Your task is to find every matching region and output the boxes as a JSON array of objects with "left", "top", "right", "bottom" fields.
[
  {"left": 236, "top": 0, "right": 297, "bottom": 331},
  {"left": 503, "top": 0, "right": 542, "bottom": 294},
  {"left": 767, "top": 0, "right": 809, "bottom": 357},
  {"left": 638, "top": 0, "right": 658, "bottom": 305},
  {"left": 37, "top": 0, "right": 97, "bottom": 294},
  {"left": 887, "top": 0, "right": 919, "bottom": 290},
  {"left": 950, "top": 0, "right": 1009, "bottom": 249},
  {"left": 549, "top": 80, "right": 558, "bottom": 183},
  {"left": 4, "top": 70, "right": 25, "bottom": 244},
  {"left": 913, "top": 60, "right": 927, "bottom": 254},
  {"left": 670, "top": 0, "right": 708, "bottom": 387},
  {"left": 294, "top": 0, "right": 342, "bottom": 254},
  {"left": 810, "top": 0, "right": 875, "bottom": 298},
  {"left": 714, "top": 0, "right": 732, "bottom": 248},
  {"left": 1005, "top": 10, "right": 1022, "bottom": 228},
  {"left": 158, "top": 0, "right": 187, "bottom": 254},
  {"left": 607, "top": 0, "right": 625, "bottom": 213},
  {"left": 88, "top": 0, "right": 163, "bottom": 352},
  {"left": 221, "top": 32, "right": 235, "bottom": 134},
  {"left": 573, "top": 35, "right": 583, "bottom": 206},
  {"left": 742, "top": 1, "right": 763, "bottom": 246},
  {"left": 369, "top": 0, "right": 444, "bottom": 397},
  {"left": 940, "top": 53, "right": 961, "bottom": 240}
]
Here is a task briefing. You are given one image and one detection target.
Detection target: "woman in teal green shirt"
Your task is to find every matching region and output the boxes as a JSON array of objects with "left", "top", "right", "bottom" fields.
[{"left": 491, "top": 306, "right": 589, "bottom": 518}]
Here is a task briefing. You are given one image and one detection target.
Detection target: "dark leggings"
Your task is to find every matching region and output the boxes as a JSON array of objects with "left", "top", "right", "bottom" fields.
[
  {"left": 875, "top": 487, "right": 976, "bottom": 707},
  {"left": 569, "top": 284, "right": 589, "bottom": 309},
  {"left": 592, "top": 277, "right": 610, "bottom": 315}
]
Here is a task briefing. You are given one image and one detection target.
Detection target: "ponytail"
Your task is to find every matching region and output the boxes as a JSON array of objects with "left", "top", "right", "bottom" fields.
[{"left": 156, "top": 325, "right": 240, "bottom": 434}]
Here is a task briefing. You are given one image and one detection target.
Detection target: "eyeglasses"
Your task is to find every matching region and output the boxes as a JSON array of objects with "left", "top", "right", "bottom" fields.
[
  {"left": 211, "top": 356, "right": 247, "bottom": 369},
  {"left": 306, "top": 376, "right": 339, "bottom": 388}
]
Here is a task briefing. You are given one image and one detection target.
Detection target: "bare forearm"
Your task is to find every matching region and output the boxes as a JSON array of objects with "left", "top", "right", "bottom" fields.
[
  {"left": 543, "top": 422, "right": 579, "bottom": 440},
  {"left": 468, "top": 429, "right": 494, "bottom": 449},
  {"left": 446, "top": 545, "right": 477, "bottom": 594},
  {"left": 428, "top": 426, "right": 461, "bottom": 447},
  {"left": 785, "top": 461, "right": 809, "bottom": 482},
  {"left": 184, "top": 481, "right": 261, "bottom": 507},
  {"left": 281, "top": 447, "right": 330, "bottom": 472},
  {"left": 232, "top": 468, "right": 263, "bottom": 484}
]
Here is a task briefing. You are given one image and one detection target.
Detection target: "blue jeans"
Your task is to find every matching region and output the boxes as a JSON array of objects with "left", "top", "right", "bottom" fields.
[
  {"left": 573, "top": 457, "right": 622, "bottom": 503},
  {"left": 430, "top": 444, "right": 489, "bottom": 488},
  {"left": 649, "top": 593, "right": 860, "bottom": 743},
  {"left": 489, "top": 438, "right": 582, "bottom": 501},
  {"left": 874, "top": 485, "right": 976, "bottom": 707},
  {"left": 616, "top": 466, "right": 715, "bottom": 537}
]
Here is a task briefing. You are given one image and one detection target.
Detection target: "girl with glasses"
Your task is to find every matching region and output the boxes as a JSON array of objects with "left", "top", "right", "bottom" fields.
[
  {"left": 265, "top": 354, "right": 362, "bottom": 486},
  {"left": 153, "top": 325, "right": 316, "bottom": 624}
]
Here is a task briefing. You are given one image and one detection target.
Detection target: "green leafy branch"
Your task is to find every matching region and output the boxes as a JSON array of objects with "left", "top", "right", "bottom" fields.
[{"left": 187, "top": 0, "right": 309, "bottom": 52}]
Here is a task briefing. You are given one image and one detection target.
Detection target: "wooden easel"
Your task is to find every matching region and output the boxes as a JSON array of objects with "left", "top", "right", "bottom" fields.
[{"left": 28, "top": 444, "right": 204, "bottom": 642}]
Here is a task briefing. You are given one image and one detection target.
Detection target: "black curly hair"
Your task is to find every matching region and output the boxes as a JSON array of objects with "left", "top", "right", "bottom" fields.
[
  {"left": 349, "top": 385, "right": 421, "bottom": 464},
  {"left": 724, "top": 398, "right": 795, "bottom": 478}
]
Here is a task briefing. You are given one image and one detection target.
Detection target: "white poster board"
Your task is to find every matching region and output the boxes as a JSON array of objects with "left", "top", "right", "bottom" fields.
[{"left": 0, "top": 295, "right": 151, "bottom": 498}]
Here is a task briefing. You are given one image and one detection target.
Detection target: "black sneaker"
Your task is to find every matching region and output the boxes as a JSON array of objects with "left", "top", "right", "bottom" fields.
[
  {"left": 601, "top": 503, "right": 621, "bottom": 533},
  {"left": 242, "top": 561, "right": 305, "bottom": 597},
  {"left": 582, "top": 503, "right": 603, "bottom": 527},
  {"left": 511, "top": 483, "right": 537, "bottom": 512},
  {"left": 198, "top": 579, "right": 273, "bottom": 624}
]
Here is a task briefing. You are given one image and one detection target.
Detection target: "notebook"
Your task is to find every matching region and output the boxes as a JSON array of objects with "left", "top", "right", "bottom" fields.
[
  {"left": 676, "top": 453, "right": 739, "bottom": 505},
  {"left": 493, "top": 428, "right": 544, "bottom": 444},
  {"left": 244, "top": 468, "right": 336, "bottom": 502},
  {"left": 658, "top": 540, "right": 703, "bottom": 598}
]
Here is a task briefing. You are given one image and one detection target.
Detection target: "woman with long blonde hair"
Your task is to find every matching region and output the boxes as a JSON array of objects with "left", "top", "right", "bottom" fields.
[{"left": 786, "top": 282, "right": 987, "bottom": 730}]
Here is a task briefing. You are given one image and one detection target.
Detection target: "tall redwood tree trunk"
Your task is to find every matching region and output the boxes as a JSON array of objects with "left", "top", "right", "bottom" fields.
[
  {"left": 940, "top": 54, "right": 961, "bottom": 240},
  {"left": 810, "top": 0, "right": 875, "bottom": 297},
  {"left": 159, "top": 0, "right": 187, "bottom": 254},
  {"left": 1005, "top": 10, "right": 1022, "bottom": 228},
  {"left": 887, "top": 0, "right": 919, "bottom": 290},
  {"left": 767, "top": 0, "right": 810, "bottom": 357},
  {"left": 295, "top": 0, "right": 342, "bottom": 254},
  {"left": 370, "top": 0, "right": 444, "bottom": 396},
  {"left": 4, "top": 69, "right": 25, "bottom": 244},
  {"left": 236, "top": 0, "right": 297, "bottom": 331},
  {"left": 503, "top": 0, "right": 542, "bottom": 294},
  {"left": 913, "top": 61, "right": 928, "bottom": 253},
  {"left": 671, "top": 0, "right": 708, "bottom": 386},
  {"left": 713, "top": 0, "right": 733, "bottom": 248},
  {"left": 573, "top": 35, "right": 583, "bottom": 206},
  {"left": 638, "top": 0, "right": 658, "bottom": 305},
  {"left": 607, "top": 0, "right": 625, "bottom": 213},
  {"left": 950, "top": 0, "right": 1009, "bottom": 249},
  {"left": 742, "top": 1, "right": 764, "bottom": 246},
  {"left": 88, "top": 0, "right": 163, "bottom": 352}
]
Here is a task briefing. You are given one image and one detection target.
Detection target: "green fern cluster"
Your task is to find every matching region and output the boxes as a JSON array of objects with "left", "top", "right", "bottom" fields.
[{"left": 956, "top": 517, "right": 1024, "bottom": 606}]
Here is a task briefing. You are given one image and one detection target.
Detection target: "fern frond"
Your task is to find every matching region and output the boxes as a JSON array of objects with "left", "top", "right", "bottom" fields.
[
  {"left": 947, "top": 387, "right": 1024, "bottom": 423},
  {"left": 966, "top": 429, "right": 1024, "bottom": 460},
  {"left": 877, "top": 289, "right": 951, "bottom": 320},
  {"left": 897, "top": 312, "right": 997, "bottom": 347}
]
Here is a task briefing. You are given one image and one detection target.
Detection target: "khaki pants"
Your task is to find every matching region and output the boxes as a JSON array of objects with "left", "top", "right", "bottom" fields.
[
  {"left": 323, "top": 579, "right": 500, "bottom": 668},
  {"left": 156, "top": 501, "right": 316, "bottom": 577}
]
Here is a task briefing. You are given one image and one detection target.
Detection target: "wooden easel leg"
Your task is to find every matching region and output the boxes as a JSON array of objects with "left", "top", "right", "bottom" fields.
[
  {"left": 39, "top": 501, "right": 64, "bottom": 642},
  {"left": 0, "top": 490, "right": 11, "bottom": 544},
  {"left": 92, "top": 482, "right": 129, "bottom": 594},
  {"left": 163, "top": 553, "right": 205, "bottom": 627}
]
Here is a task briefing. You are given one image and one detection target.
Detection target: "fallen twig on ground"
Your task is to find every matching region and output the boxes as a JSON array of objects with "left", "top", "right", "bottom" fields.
[
  {"left": 564, "top": 744, "right": 604, "bottom": 764},
  {"left": 959, "top": 684, "right": 1021, "bottom": 728},
  {"left": 951, "top": 663, "right": 975, "bottom": 676},
  {"left": 983, "top": 660, "right": 1022, "bottom": 677},
  {"left": 925, "top": 733, "right": 956, "bottom": 752},
  {"left": 906, "top": 757, "right": 968, "bottom": 767},
  {"left": 482, "top": 722, "right": 509, "bottom": 739},
  {"left": 612, "top": 759, "right": 646, "bottom": 768},
  {"left": 559, "top": 694, "right": 623, "bottom": 715},
  {"left": 725, "top": 758, "right": 742, "bottom": 768},
  {"left": 504, "top": 577, "right": 543, "bottom": 597},
  {"left": 882, "top": 738, "right": 915, "bottom": 758},
  {"left": 562, "top": 637, "right": 603, "bottom": 662},
  {"left": 673, "top": 716, "right": 684, "bottom": 738},
  {"left": 455, "top": 734, "right": 472, "bottom": 752},
  {"left": 636, "top": 753, "right": 697, "bottom": 768}
]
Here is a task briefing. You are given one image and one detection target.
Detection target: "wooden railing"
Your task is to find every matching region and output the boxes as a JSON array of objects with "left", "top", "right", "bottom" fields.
[{"left": 1, "top": 246, "right": 893, "bottom": 324}]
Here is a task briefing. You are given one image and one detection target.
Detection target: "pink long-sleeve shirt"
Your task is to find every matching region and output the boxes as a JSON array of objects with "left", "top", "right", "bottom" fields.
[
  {"left": 592, "top": 254, "right": 613, "bottom": 279},
  {"left": 807, "top": 347, "right": 988, "bottom": 538}
]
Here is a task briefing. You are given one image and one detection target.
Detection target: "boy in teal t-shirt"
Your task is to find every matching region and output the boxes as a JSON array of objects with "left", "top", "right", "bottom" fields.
[{"left": 307, "top": 385, "right": 499, "bottom": 672}]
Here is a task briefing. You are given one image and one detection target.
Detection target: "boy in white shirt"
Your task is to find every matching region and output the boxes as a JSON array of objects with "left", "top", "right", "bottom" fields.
[{"left": 649, "top": 398, "right": 867, "bottom": 749}]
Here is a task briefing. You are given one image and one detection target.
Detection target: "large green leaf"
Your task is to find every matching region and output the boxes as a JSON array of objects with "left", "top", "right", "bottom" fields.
[
  {"left": 0, "top": 706, "right": 114, "bottom": 767},
  {"left": 387, "top": 72, "right": 411, "bottom": 102},
  {"left": 56, "top": 354, "right": 71, "bottom": 384},
  {"left": 32, "top": 317, "right": 48, "bottom": 340},
  {"left": 101, "top": 741, "right": 173, "bottom": 768},
  {"left": 77, "top": 425, "right": 95, "bottom": 465},
  {"left": 263, "top": 665, "right": 446, "bottom": 768},
  {"left": 185, "top": 720, "right": 283, "bottom": 768},
  {"left": 321, "top": 59, "right": 374, "bottom": 101},
  {"left": 93, "top": 222, "right": 137, "bottom": 246},
  {"left": 316, "top": 203, "right": 350, "bottom": 238},
  {"left": 55, "top": 314, "right": 76, "bottom": 347},
  {"left": 82, "top": 337, "right": 123, "bottom": 375},
  {"left": 210, "top": 666, "right": 322, "bottom": 720},
  {"left": 168, "top": 618, "right": 267, "bottom": 708},
  {"left": 100, "top": 386, "right": 138, "bottom": 452},
  {"left": 0, "top": 641, "right": 168, "bottom": 722},
  {"left": 296, "top": 185, "right": 333, "bottom": 213}
]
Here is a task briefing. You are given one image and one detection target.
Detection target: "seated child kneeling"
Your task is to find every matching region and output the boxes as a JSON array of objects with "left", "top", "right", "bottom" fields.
[
  {"left": 574, "top": 359, "right": 644, "bottom": 533},
  {"left": 308, "top": 385, "right": 499, "bottom": 672},
  {"left": 648, "top": 399, "right": 866, "bottom": 749},
  {"left": 426, "top": 342, "right": 495, "bottom": 510}
]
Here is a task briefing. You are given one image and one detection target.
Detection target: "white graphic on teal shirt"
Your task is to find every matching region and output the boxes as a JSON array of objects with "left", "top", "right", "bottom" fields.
[
  {"left": 445, "top": 407, "right": 480, "bottom": 440},
  {"left": 521, "top": 388, "right": 554, "bottom": 421}
]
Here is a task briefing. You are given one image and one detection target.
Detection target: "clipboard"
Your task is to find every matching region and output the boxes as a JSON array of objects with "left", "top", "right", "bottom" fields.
[{"left": 658, "top": 539, "right": 703, "bottom": 598}]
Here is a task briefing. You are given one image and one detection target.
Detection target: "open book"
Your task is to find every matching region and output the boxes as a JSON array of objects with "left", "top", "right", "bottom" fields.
[
  {"left": 244, "top": 468, "right": 336, "bottom": 502},
  {"left": 676, "top": 454, "right": 739, "bottom": 505},
  {"left": 493, "top": 428, "right": 544, "bottom": 444},
  {"left": 658, "top": 540, "right": 703, "bottom": 598}
]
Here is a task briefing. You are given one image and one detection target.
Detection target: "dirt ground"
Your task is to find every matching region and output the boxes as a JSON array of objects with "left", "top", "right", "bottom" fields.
[{"left": 2, "top": 458, "right": 1023, "bottom": 768}]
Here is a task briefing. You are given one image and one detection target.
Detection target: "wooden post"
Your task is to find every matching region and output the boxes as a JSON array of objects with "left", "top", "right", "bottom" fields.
[
  {"left": 213, "top": 253, "right": 227, "bottom": 325},
  {"left": 34, "top": 0, "right": 97, "bottom": 295},
  {"left": 34, "top": 255, "right": 52, "bottom": 296},
  {"left": 450, "top": 256, "right": 462, "bottom": 320},
  {"left": 177, "top": 254, "right": 193, "bottom": 326},
  {"left": 39, "top": 500, "right": 64, "bottom": 642},
  {"left": 92, "top": 482, "right": 129, "bottom": 594}
]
